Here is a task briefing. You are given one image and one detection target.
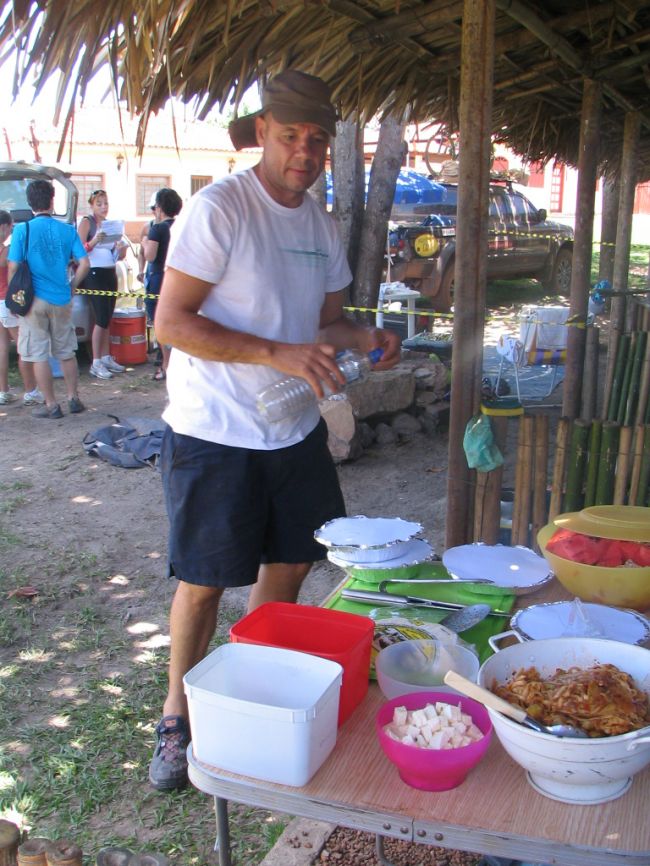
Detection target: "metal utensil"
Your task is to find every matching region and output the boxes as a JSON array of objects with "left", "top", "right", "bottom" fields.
[
  {"left": 340, "top": 587, "right": 510, "bottom": 617},
  {"left": 438, "top": 604, "right": 495, "bottom": 633},
  {"left": 443, "top": 670, "right": 589, "bottom": 739},
  {"left": 378, "top": 577, "right": 495, "bottom": 592}
]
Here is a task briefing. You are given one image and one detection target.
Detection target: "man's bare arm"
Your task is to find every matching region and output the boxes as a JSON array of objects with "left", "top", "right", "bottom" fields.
[{"left": 155, "top": 268, "right": 357, "bottom": 396}]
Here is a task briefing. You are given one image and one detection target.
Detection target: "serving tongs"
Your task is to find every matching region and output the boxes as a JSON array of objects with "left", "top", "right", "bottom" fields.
[
  {"left": 377, "top": 577, "right": 495, "bottom": 592},
  {"left": 340, "top": 587, "right": 510, "bottom": 617}
]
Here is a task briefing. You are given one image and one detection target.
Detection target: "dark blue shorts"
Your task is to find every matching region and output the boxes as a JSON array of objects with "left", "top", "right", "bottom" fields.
[{"left": 161, "top": 419, "right": 345, "bottom": 588}]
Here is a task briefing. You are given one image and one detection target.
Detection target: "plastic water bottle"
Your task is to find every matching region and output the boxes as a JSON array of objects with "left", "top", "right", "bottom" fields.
[{"left": 257, "top": 348, "right": 383, "bottom": 422}]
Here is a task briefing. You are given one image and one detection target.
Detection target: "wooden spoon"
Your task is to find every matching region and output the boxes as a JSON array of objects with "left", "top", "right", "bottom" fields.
[{"left": 444, "top": 670, "right": 588, "bottom": 738}]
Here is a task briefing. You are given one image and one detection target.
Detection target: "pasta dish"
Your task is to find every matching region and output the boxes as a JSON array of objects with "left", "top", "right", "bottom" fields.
[{"left": 491, "top": 663, "right": 650, "bottom": 737}]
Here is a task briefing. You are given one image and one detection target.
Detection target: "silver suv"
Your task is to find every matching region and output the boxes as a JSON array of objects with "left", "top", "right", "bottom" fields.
[{"left": 0, "top": 160, "right": 133, "bottom": 341}]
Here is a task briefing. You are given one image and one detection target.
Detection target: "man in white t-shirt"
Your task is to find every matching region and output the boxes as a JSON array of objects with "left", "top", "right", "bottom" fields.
[{"left": 148, "top": 69, "right": 401, "bottom": 791}]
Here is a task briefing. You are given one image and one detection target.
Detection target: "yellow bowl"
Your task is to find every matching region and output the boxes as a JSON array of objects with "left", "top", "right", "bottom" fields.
[{"left": 537, "top": 523, "right": 650, "bottom": 612}]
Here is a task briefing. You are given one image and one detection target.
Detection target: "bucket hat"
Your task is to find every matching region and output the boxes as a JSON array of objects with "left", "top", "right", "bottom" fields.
[{"left": 229, "top": 69, "right": 338, "bottom": 150}]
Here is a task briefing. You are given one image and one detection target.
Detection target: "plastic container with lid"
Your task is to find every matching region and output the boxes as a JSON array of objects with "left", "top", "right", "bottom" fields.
[{"left": 184, "top": 643, "right": 342, "bottom": 786}]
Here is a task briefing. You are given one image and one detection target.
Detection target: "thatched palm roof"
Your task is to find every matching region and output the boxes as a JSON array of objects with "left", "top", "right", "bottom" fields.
[{"left": 2, "top": 1, "right": 650, "bottom": 174}]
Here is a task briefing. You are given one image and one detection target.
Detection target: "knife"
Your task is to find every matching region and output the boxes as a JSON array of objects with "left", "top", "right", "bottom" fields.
[{"left": 340, "top": 587, "right": 510, "bottom": 617}]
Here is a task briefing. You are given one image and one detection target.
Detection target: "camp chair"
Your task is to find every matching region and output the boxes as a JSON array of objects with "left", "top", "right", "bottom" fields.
[{"left": 494, "top": 305, "right": 569, "bottom": 403}]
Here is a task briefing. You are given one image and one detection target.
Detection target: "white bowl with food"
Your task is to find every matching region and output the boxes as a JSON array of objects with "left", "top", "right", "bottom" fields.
[{"left": 477, "top": 637, "right": 650, "bottom": 804}]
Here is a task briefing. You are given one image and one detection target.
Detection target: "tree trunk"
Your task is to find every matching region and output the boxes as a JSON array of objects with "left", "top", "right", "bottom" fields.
[
  {"left": 332, "top": 117, "right": 365, "bottom": 286},
  {"left": 599, "top": 174, "right": 619, "bottom": 285},
  {"left": 352, "top": 115, "right": 406, "bottom": 314}
]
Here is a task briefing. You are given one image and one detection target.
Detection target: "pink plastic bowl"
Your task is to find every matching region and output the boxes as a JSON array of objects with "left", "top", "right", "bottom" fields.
[{"left": 376, "top": 690, "right": 492, "bottom": 791}]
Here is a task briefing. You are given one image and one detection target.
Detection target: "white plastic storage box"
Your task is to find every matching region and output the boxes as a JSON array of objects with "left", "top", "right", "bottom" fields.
[{"left": 183, "top": 643, "right": 343, "bottom": 786}]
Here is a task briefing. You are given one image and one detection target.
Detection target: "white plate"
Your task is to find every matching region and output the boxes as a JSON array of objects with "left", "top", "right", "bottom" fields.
[
  {"left": 511, "top": 601, "right": 650, "bottom": 645},
  {"left": 326, "top": 538, "right": 435, "bottom": 572},
  {"left": 315, "top": 515, "right": 423, "bottom": 563},
  {"left": 442, "top": 543, "right": 552, "bottom": 595}
]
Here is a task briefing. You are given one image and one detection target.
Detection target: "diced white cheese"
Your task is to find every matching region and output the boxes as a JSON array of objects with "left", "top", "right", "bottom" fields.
[
  {"left": 411, "top": 709, "right": 428, "bottom": 727},
  {"left": 428, "top": 730, "right": 444, "bottom": 750},
  {"left": 393, "top": 706, "right": 408, "bottom": 726}
]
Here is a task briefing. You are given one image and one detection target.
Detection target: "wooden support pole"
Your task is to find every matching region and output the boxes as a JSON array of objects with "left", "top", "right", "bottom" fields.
[
  {"left": 445, "top": 0, "right": 496, "bottom": 548},
  {"left": 613, "top": 426, "right": 633, "bottom": 505},
  {"left": 549, "top": 416, "right": 571, "bottom": 520},
  {"left": 595, "top": 421, "right": 620, "bottom": 505},
  {"left": 562, "top": 79, "right": 601, "bottom": 420},
  {"left": 531, "top": 413, "right": 549, "bottom": 552},
  {"left": 511, "top": 415, "right": 534, "bottom": 547}
]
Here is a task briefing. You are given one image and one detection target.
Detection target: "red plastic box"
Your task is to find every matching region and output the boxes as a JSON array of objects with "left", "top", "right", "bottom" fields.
[{"left": 230, "top": 602, "right": 373, "bottom": 725}]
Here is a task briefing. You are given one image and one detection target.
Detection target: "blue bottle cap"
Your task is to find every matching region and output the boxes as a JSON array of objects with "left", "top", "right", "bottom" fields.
[{"left": 368, "top": 348, "right": 384, "bottom": 364}]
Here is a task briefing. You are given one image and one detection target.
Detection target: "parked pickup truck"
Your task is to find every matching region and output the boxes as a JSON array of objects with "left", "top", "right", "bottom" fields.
[
  {"left": 388, "top": 180, "right": 574, "bottom": 311},
  {"left": 0, "top": 160, "right": 134, "bottom": 342}
]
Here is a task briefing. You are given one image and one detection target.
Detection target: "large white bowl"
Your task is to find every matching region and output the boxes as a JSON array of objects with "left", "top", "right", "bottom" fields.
[{"left": 478, "top": 637, "right": 650, "bottom": 804}]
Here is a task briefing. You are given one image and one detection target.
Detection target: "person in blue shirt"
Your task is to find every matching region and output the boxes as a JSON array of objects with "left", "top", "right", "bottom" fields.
[{"left": 8, "top": 180, "right": 90, "bottom": 418}]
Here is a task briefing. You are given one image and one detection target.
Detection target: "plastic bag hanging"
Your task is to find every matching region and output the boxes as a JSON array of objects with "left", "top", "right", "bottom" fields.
[{"left": 462, "top": 414, "right": 504, "bottom": 473}]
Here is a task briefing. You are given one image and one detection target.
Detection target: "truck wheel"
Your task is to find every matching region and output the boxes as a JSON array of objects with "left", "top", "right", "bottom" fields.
[
  {"left": 551, "top": 248, "right": 573, "bottom": 296},
  {"left": 439, "top": 263, "right": 455, "bottom": 310}
]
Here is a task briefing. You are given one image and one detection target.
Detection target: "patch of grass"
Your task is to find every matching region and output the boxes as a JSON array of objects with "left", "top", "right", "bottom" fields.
[{"left": 0, "top": 583, "right": 283, "bottom": 864}]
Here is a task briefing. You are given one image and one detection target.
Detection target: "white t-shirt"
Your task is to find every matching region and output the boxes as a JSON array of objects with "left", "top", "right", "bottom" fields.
[{"left": 162, "top": 168, "right": 353, "bottom": 450}]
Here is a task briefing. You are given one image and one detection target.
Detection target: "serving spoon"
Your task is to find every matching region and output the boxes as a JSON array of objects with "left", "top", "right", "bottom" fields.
[{"left": 443, "top": 670, "right": 589, "bottom": 739}]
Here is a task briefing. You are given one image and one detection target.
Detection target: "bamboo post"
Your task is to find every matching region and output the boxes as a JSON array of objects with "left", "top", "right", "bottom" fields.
[
  {"left": 613, "top": 426, "right": 633, "bottom": 505},
  {"left": 624, "top": 331, "right": 646, "bottom": 426},
  {"left": 606, "top": 333, "right": 629, "bottom": 421},
  {"left": 602, "top": 327, "right": 619, "bottom": 417},
  {"left": 580, "top": 324, "right": 599, "bottom": 421},
  {"left": 595, "top": 420, "right": 620, "bottom": 505},
  {"left": 511, "top": 415, "right": 534, "bottom": 546},
  {"left": 583, "top": 419, "right": 602, "bottom": 507},
  {"left": 636, "top": 334, "right": 650, "bottom": 425},
  {"left": 635, "top": 426, "right": 650, "bottom": 506},
  {"left": 615, "top": 331, "right": 636, "bottom": 424},
  {"left": 563, "top": 419, "right": 591, "bottom": 512},
  {"left": 628, "top": 424, "right": 646, "bottom": 503},
  {"left": 473, "top": 415, "right": 507, "bottom": 543},
  {"left": 548, "top": 416, "right": 571, "bottom": 520},
  {"left": 44, "top": 841, "right": 82, "bottom": 866},
  {"left": 531, "top": 413, "right": 549, "bottom": 552},
  {"left": 17, "top": 838, "right": 49, "bottom": 866},
  {"left": 0, "top": 820, "right": 20, "bottom": 866}
]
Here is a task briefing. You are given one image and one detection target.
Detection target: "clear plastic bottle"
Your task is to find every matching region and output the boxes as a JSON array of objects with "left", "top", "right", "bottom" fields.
[{"left": 257, "top": 348, "right": 383, "bottom": 422}]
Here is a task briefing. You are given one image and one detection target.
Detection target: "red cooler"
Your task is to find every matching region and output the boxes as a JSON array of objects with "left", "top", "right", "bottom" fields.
[
  {"left": 230, "top": 602, "right": 374, "bottom": 725},
  {"left": 109, "top": 308, "right": 147, "bottom": 365}
]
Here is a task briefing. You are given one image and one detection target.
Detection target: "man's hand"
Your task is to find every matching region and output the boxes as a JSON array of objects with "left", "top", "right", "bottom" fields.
[
  {"left": 267, "top": 342, "right": 346, "bottom": 399},
  {"left": 357, "top": 326, "right": 402, "bottom": 370}
]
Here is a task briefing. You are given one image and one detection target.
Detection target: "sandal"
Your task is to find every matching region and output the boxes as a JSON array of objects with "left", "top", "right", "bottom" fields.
[{"left": 153, "top": 369, "right": 166, "bottom": 382}]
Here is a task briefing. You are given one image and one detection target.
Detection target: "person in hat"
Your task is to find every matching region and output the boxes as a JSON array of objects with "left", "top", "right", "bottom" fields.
[{"left": 148, "top": 68, "right": 400, "bottom": 791}]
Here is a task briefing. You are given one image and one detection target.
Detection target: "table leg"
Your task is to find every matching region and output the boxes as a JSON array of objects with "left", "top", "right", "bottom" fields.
[
  {"left": 213, "top": 796, "right": 232, "bottom": 866},
  {"left": 406, "top": 298, "right": 416, "bottom": 339},
  {"left": 375, "top": 834, "right": 399, "bottom": 866}
]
